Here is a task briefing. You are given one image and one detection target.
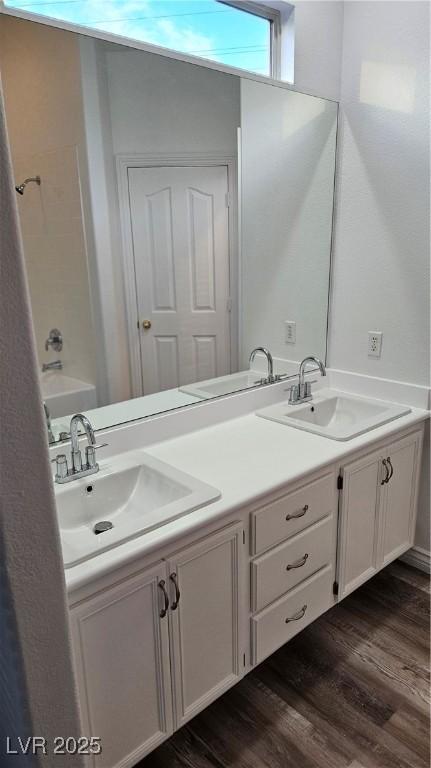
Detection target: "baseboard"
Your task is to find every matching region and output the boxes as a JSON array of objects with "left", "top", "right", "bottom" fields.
[{"left": 400, "top": 546, "right": 431, "bottom": 574}]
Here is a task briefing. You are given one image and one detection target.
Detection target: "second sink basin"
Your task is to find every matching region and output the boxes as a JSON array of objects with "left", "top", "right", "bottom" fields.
[
  {"left": 56, "top": 452, "right": 221, "bottom": 567},
  {"left": 257, "top": 389, "right": 411, "bottom": 441}
]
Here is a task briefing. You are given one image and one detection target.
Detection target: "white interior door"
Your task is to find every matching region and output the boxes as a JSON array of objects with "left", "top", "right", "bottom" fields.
[{"left": 128, "top": 165, "right": 231, "bottom": 394}]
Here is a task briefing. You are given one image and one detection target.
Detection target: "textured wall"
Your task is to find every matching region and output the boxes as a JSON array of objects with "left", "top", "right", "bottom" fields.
[{"left": 0, "top": 86, "right": 83, "bottom": 767}]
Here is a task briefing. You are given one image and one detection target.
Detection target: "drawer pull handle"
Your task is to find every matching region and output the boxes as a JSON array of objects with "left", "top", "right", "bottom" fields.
[
  {"left": 387, "top": 457, "right": 394, "bottom": 481},
  {"left": 169, "top": 572, "right": 181, "bottom": 610},
  {"left": 286, "top": 553, "right": 309, "bottom": 571},
  {"left": 285, "top": 604, "right": 307, "bottom": 623},
  {"left": 286, "top": 504, "right": 308, "bottom": 521},
  {"left": 158, "top": 580, "right": 170, "bottom": 618}
]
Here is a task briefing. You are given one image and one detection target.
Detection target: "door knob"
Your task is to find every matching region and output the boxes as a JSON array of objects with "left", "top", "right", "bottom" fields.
[{"left": 142, "top": 320, "right": 152, "bottom": 330}]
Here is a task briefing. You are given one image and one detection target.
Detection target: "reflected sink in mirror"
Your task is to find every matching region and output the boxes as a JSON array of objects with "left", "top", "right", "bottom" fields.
[
  {"left": 180, "top": 370, "right": 265, "bottom": 399},
  {"left": 257, "top": 389, "right": 411, "bottom": 441},
  {"left": 56, "top": 453, "right": 221, "bottom": 568}
]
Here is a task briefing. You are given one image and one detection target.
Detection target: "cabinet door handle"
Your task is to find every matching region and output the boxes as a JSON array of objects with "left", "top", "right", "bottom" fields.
[
  {"left": 169, "top": 572, "right": 181, "bottom": 610},
  {"left": 381, "top": 459, "right": 390, "bottom": 484},
  {"left": 286, "top": 504, "right": 308, "bottom": 521},
  {"left": 158, "top": 580, "right": 169, "bottom": 618},
  {"left": 286, "top": 553, "right": 309, "bottom": 571},
  {"left": 387, "top": 457, "right": 394, "bottom": 481},
  {"left": 285, "top": 604, "right": 307, "bottom": 623}
]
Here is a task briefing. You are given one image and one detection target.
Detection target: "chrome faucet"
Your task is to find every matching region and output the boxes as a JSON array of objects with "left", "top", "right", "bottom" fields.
[
  {"left": 288, "top": 356, "right": 326, "bottom": 405},
  {"left": 42, "top": 359, "right": 63, "bottom": 372},
  {"left": 52, "top": 413, "right": 108, "bottom": 484},
  {"left": 70, "top": 414, "right": 96, "bottom": 473},
  {"left": 249, "top": 347, "right": 275, "bottom": 384}
]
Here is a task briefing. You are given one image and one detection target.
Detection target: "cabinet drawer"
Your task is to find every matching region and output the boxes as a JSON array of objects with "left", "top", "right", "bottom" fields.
[
  {"left": 251, "top": 565, "right": 333, "bottom": 665},
  {"left": 251, "top": 516, "right": 334, "bottom": 612},
  {"left": 251, "top": 472, "right": 336, "bottom": 555}
]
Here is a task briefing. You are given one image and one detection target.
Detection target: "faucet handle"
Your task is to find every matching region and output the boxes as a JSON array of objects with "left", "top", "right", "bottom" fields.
[
  {"left": 51, "top": 454, "right": 68, "bottom": 480},
  {"left": 303, "top": 379, "right": 319, "bottom": 398},
  {"left": 93, "top": 443, "right": 109, "bottom": 452},
  {"left": 85, "top": 443, "right": 108, "bottom": 469}
]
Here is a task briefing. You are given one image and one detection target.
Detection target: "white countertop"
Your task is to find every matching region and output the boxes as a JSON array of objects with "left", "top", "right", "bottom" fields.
[{"left": 64, "top": 403, "right": 428, "bottom": 595}]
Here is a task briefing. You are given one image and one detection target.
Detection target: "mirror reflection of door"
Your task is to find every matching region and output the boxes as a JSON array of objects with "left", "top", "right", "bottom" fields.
[{"left": 127, "top": 165, "right": 232, "bottom": 395}]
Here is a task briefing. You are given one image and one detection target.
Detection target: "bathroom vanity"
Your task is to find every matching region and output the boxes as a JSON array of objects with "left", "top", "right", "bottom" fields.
[
  {"left": 63, "top": 395, "right": 426, "bottom": 768},
  {"left": 2, "top": 12, "right": 428, "bottom": 768}
]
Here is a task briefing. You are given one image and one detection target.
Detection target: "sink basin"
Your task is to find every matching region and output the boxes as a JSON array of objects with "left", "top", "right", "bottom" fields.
[
  {"left": 180, "top": 370, "right": 265, "bottom": 399},
  {"left": 56, "top": 452, "right": 221, "bottom": 567},
  {"left": 257, "top": 389, "right": 411, "bottom": 441}
]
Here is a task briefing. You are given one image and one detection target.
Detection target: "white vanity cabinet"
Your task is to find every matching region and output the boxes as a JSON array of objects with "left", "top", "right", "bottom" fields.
[
  {"left": 249, "top": 470, "right": 338, "bottom": 665},
  {"left": 337, "top": 427, "right": 423, "bottom": 599},
  {"left": 380, "top": 431, "right": 423, "bottom": 566},
  {"left": 70, "top": 562, "right": 174, "bottom": 768},
  {"left": 70, "top": 521, "right": 244, "bottom": 768},
  {"left": 68, "top": 419, "right": 426, "bottom": 768},
  {"left": 166, "top": 523, "right": 244, "bottom": 728}
]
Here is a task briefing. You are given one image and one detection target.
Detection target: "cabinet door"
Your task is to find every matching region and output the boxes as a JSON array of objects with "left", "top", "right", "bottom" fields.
[
  {"left": 338, "top": 450, "right": 383, "bottom": 599},
  {"left": 166, "top": 522, "right": 244, "bottom": 728},
  {"left": 70, "top": 563, "right": 173, "bottom": 768},
  {"left": 380, "top": 430, "right": 423, "bottom": 566}
]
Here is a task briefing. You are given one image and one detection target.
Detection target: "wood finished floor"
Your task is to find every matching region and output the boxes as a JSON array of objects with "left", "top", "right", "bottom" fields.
[{"left": 139, "top": 562, "right": 430, "bottom": 768}]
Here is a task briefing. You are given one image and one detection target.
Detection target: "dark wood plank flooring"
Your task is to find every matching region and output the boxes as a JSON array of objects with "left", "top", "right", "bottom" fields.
[{"left": 139, "top": 562, "right": 430, "bottom": 768}]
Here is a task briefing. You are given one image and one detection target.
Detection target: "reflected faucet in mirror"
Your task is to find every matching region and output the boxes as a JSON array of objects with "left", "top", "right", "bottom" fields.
[
  {"left": 42, "top": 360, "right": 63, "bottom": 372},
  {"left": 249, "top": 347, "right": 275, "bottom": 384},
  {"left": 249, "top": 347, "right": 290, "bottom": 385},
  {"left": 43, "top": 402, "right": 55, "bottom": 444}
]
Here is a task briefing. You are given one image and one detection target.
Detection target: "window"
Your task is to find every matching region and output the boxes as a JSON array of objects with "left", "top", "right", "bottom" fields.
[{"left": 4, "top": 0, "right": 281, "bottom": 78}]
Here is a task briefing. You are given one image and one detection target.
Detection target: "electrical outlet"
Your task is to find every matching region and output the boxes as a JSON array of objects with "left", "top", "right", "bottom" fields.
[
  {"left": 368, "top": 331, "right": 383, "bottom": 358},
  {"left": 285, "top": 321, "right": 296, "bottom": 344}
]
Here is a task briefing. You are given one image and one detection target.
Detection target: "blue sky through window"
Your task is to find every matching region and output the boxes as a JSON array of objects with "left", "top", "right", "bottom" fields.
[{"left": 4, "top": 0, "right": 271, "bottom": 75}]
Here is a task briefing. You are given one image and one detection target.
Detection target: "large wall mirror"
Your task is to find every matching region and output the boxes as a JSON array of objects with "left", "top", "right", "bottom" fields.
[{"left": 0, "top": 15, "right": 338, "bottom": 443}]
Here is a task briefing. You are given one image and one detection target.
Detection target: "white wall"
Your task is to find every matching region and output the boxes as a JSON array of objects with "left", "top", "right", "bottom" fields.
[
  {"left": 290, "top": 0, "right": 344, "bottom": 101},
  {"left": 240, "top": 78, "right": 337, "bottom": 367},
  {"left": 268, "top": 0, "right": 430, "bottom": 560},
  {"left": 106, "top": 47, "right": 240, "bottom": 156},
  {"left": 330, "top": 1, "right": 430, "bottom": 554},
  {"left": 0, "top": 17, "right": 97, "bottom": 387},
  {"left": 330, "top": 0, "right": 430, "bottom": 387}
]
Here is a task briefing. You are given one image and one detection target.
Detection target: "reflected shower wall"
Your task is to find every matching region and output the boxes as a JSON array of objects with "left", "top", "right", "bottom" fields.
[{"left": 0, "top": 19, "right": 98, "bottom": 402}]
